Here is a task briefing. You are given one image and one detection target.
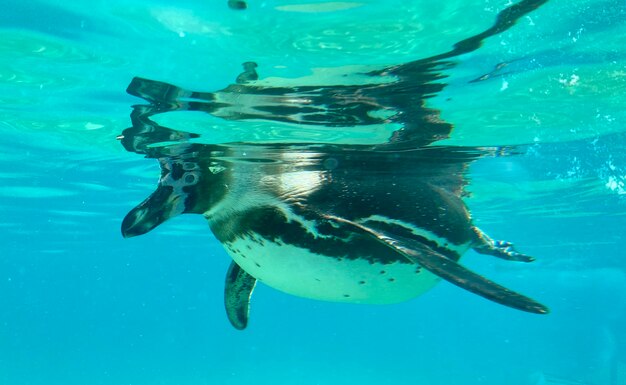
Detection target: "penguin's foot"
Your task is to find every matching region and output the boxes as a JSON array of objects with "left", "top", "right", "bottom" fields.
[{"left": 471, "top": 226, "right": 534, "bottom": 262}]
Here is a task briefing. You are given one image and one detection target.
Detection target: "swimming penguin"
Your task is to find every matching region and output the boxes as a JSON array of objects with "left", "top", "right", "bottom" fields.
[
  {"left": 120, "top": 139, "right": 548, "bottom": 330},
  {"left": 119, "top": 0, "right": 551, "bottom": 329}
]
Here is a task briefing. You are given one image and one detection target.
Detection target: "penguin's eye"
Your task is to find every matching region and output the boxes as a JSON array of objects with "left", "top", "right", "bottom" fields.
[{"left": 183, "top": 172, "right": 198, "bottom": 185}]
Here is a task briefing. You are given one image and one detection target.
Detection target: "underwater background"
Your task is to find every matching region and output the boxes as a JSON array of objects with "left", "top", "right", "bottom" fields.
[{"left": 1, "top": 0, "right": 625, "bottom": 384}]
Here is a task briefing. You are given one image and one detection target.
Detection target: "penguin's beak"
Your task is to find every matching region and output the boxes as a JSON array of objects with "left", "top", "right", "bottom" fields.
[{"left": 121, "top": 186, "right": 184, "bottom": 238}]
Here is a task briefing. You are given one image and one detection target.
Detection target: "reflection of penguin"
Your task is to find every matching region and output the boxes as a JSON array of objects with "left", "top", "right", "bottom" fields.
[
  {"left": 235, "top": 61, "right": 258, "bottom": 84},
  {"left": 127, "top": 0, "right": 549, "bottom": 150},
  {"left": 228, "top": 1, "right": 247, "bottom": 10}
]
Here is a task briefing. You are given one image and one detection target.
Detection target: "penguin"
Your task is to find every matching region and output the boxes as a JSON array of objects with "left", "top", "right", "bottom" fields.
[{"left": 119, "top": 133, "right": 548, "bottom": 330}]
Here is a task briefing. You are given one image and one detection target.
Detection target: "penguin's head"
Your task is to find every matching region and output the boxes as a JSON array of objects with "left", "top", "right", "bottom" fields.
[{"left": 122, "top": 156, "right": 226, "bottom": 237}]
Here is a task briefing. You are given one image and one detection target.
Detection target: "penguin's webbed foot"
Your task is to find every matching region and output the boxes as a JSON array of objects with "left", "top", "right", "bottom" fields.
[{"left": 471, "top": 226, "right": 534, "bottom": 262}]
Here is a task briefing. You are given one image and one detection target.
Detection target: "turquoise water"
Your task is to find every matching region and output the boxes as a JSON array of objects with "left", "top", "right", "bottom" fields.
[{"left": 1, "top": 1, "right": 626, "bottom": 384}]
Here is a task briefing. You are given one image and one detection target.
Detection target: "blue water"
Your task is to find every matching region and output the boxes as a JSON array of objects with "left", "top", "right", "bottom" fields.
[{"left": 1, "top": 1, "right": 626, "bottom": 384}]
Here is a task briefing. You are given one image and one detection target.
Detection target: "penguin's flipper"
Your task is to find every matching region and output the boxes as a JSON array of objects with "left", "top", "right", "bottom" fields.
[
  {"left": 224, "top": 261, "right": 257, "bottom": 330},
  {"left": 388, "top": 233, "right": 548, "bottom": 314},
  {"left": 323, "top": 214, "right": 549, "bottom": 315}
]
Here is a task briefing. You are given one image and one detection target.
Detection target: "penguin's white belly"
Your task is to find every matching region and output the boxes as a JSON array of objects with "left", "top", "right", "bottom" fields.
[{"left": 224, "top": 236, "right": 446, "bottom": 304}]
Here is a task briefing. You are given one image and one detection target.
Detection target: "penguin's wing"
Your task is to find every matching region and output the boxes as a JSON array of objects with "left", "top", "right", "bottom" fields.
[
  {"left": 224, "top": 261, "right": 257, "bottom": 330},
  {"left": 324, "top": 214, "right": 549, "bottom": 315}
]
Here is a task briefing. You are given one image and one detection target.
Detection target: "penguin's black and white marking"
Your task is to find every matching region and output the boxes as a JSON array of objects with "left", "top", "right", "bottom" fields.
[
  {"left": 120, "top": 138, "right": 548, "bottom": 329},
  {"left": 119, "top": 0, "right": 550, "bottom": 329}
]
